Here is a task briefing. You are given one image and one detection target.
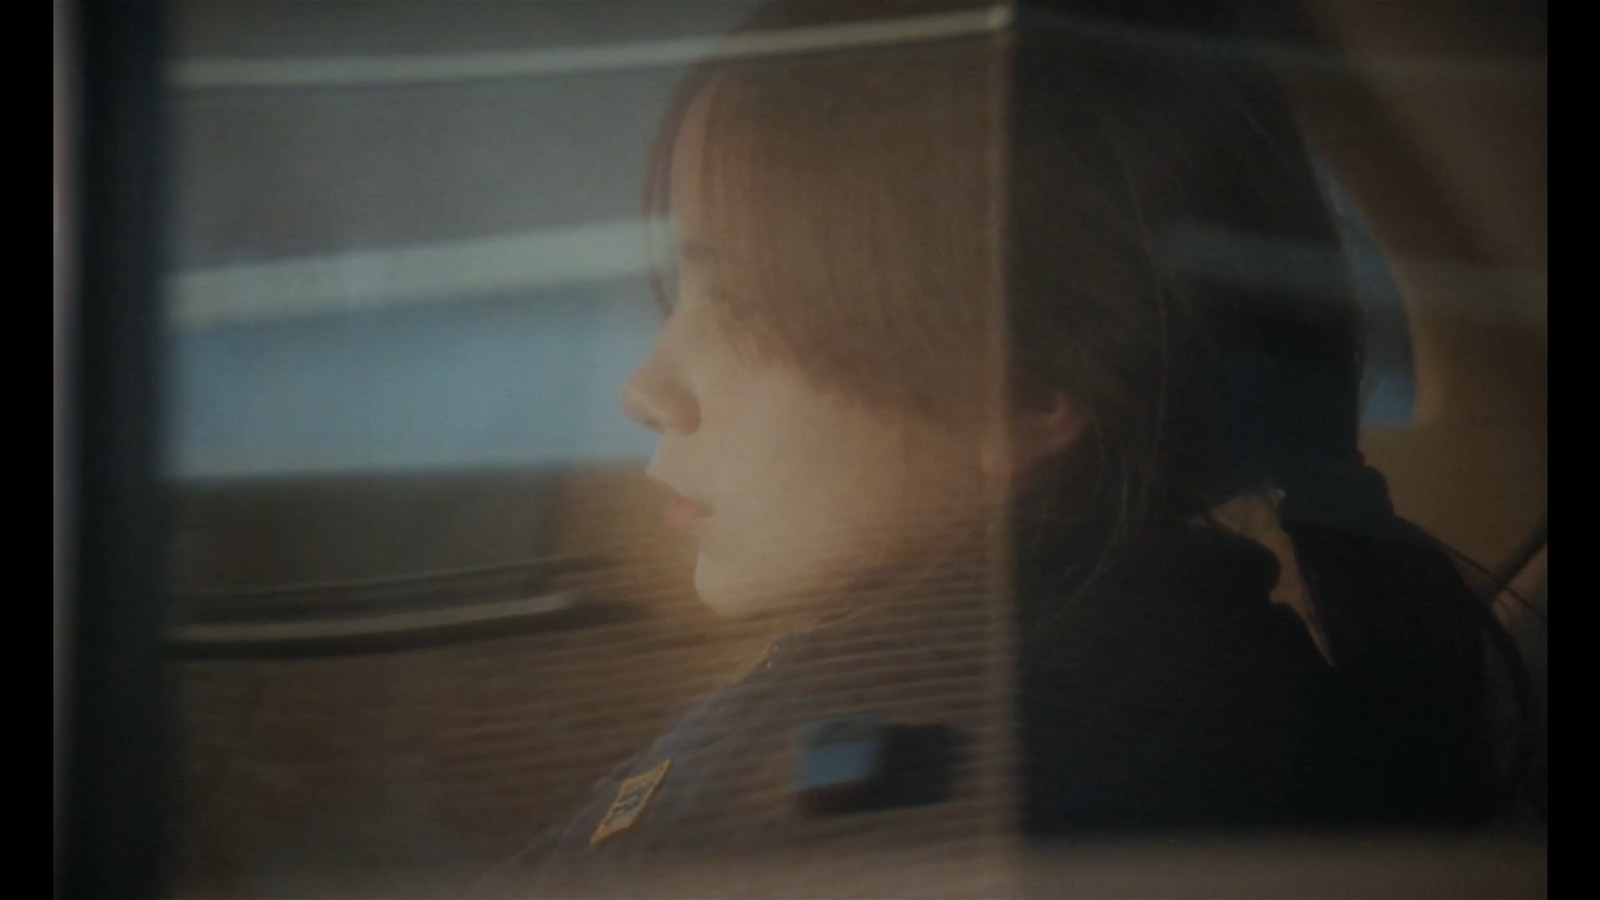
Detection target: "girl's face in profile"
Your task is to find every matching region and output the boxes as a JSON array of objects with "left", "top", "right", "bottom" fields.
[{"left": 620, "top": 94, "right": 998, "bottom": 619}]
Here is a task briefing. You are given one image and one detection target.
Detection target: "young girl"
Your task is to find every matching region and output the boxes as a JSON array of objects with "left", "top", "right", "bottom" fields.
[{"left": 506, "top": 0, "right": 1516, "bottom": 889}]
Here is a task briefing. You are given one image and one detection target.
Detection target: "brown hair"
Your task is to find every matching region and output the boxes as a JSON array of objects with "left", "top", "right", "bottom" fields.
[
  {"left": 645, "top": 0, "right": 1361, "bottom": 558},
  {"left": 644, "top": 0, "right": 1524, "bottom": 820},
  {"left": 645, "top": 3, "right": 1008, "bottom": 423}
]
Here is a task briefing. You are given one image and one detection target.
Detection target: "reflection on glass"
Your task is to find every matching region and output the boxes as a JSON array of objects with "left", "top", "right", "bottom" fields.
[{"left": 158, "top": 2, "right": 1545, "bottom": 896}]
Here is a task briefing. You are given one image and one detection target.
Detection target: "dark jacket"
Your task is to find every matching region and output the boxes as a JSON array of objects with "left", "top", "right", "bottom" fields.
[
  {"left": 1015, "top": 522, "right": 1497, "bottom": 834},
  {"left": 509, "top": 516, "right": 1499, "bottom": 889}
]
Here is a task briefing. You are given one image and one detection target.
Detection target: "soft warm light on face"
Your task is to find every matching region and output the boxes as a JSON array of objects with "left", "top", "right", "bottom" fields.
[{"left": 621, "top": 90, "right": 1005, "bottom": 619}]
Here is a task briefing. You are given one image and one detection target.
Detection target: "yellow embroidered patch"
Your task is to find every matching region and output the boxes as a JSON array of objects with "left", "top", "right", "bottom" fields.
[{"left": 590, "top": 759, "right": 671, "bottom": 847}]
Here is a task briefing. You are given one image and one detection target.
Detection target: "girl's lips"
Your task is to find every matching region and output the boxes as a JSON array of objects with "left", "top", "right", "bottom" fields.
[{"left": 663, "top": 494, "right": 712, "bottom": 533}]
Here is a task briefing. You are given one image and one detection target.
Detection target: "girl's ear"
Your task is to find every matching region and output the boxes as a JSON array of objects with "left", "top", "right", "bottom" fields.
[
  {"left": 1011, "top": 389, "right": 1088, "bottom": 476},
  {"left": 981, "top": 387, "right": 1088, "bottom": 481}
]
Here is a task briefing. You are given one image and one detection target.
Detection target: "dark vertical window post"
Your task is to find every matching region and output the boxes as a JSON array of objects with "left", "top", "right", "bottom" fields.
[{"left": 62, "top": 0, "right": 170, "bottom": 896}]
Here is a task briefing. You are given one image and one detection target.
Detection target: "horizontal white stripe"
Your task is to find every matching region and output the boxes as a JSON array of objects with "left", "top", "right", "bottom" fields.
[
  {"left": 173, "top": 219, "right": 1546, "bottom": 331},
  {"left": 169, "top": 4, "right": 1539, "bottom": 92},
  {"left": 170, "top": 7, "right": 1012, "bottom": 90},
  {"left": 171, "top": 219, "right": 662, "bottom": 330}
]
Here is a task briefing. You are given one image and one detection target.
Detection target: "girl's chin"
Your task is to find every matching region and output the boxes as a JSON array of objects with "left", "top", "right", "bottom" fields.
[{"left": 693, "top": 555, "right": 813, "bottom": 620}]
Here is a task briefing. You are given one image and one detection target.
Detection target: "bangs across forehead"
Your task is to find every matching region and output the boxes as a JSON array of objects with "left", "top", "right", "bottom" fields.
[{"left": 659, "top": 38, "right": 1009, "bottom": 419}]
